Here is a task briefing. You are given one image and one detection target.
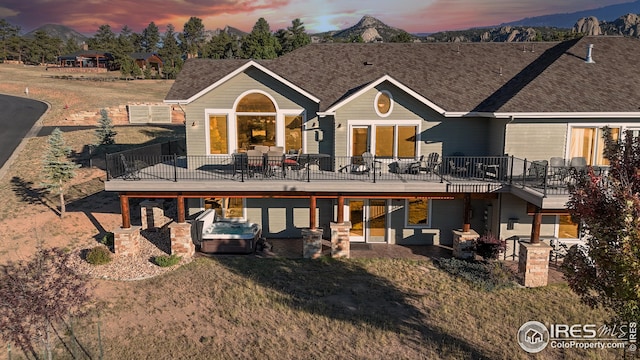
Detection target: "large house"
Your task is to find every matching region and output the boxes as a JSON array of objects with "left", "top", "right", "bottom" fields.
[{"left": 105, "top": 35, "right": 640, "bottom": 252}]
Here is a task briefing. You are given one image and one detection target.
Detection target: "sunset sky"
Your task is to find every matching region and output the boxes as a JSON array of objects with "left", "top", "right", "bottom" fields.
[{"left": 0, "top": 0, "right": 633, "bottom": 35}]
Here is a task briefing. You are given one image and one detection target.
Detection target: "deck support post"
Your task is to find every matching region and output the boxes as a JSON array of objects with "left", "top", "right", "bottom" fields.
[
  {"left": 120, "top": 194, "right": 131, "bottom": 229},
  {"left": 530, "top": 206, "right": 542, "bottom": 244},
  {"left": 337, "top": 195, "right": 345, "bottom": 224},
  {"left": 462, "top": 193, "right": 471, "bottom": 233},
  {"left": 310, "top": 195, "right": 317, "bottom": 230},
  {"left": 177, "top": 195, "right": 186, "bottom": 223}
]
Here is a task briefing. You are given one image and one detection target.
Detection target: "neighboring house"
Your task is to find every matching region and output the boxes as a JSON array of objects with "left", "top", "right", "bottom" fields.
[
  {"left": 56, "top": 51, "right": 114, "bottom": 69},
  {"left": 105, "top": 36, "right": 640, "bottom": 248},
  {"left": 130, "top": 52, "right": 163, "bottom": 74}
]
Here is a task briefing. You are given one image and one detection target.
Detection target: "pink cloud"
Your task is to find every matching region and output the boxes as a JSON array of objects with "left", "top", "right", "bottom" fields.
[{"left": 5, "top": 0, "right": 291, "bottom": 34}]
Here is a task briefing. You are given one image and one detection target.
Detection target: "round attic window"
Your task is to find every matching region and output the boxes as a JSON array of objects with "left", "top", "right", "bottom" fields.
[{"left": 375, "top": 91, "right": 393, "bottom": 117}]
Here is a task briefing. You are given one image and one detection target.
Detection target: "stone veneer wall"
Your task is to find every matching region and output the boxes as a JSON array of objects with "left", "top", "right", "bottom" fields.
[
  {"left": 518, "top": 242, "right": 552, "bottom": 287},
  {"left": 113, "top": 226, "right": 141, "bottom": 256},
  {"left": 452, "top": 229, "right": 479, "bottom": 259},
  {"left": 302, "top": 228, "right": 324, "bottom": 259},
  {"left": 330, "top": 222, "right": 351, "bottom": 258},
  {"left": 169, "top": 222, "right": 195, "bottom": 258},
  {"left": 63, "top": 103, "right": 184, "bottom": 125},
  {"left": 140, "top": 199, "right": 170, "bottom": 231}
]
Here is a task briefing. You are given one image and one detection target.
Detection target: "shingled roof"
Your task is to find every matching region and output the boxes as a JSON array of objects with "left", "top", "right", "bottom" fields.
[{"left": 165, "top": 36, "right": 640, "bottom": 114}]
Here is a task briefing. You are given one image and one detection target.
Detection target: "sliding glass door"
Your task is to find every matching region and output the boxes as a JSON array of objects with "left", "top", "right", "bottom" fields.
[{"left": 348, "top": 199, "right": 388, "bottom": 243}]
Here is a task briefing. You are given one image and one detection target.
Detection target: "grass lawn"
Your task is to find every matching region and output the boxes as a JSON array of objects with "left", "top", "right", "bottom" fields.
[{"left": 63, "top": 256, "right": 618, "bottom": 360}]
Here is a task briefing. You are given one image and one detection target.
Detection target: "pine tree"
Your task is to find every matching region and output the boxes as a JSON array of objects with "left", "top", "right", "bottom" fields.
[
  {"left": 159, "top": 24, "right": 184, "bottom": 78},
  {"left": 41, "top": 128, "right": 79, "bottom": 218},
  {"left": 179, "top": 17, "right": 206, "bottom": 58},
  {"left": 241, "top": 18, "right": 281, "bottom": 59},
  {"left": 276, "top": 18, "right": 310, "bottom": 55},
  {"left": 95, "top": 109, "right": 117, "bottom": 145}
]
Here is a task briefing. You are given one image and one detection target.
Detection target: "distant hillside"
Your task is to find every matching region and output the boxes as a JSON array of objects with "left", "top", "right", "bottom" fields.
[
  {"left": 313, "top": 15, "right": 416, "bottom": 43},
  {"left": 23, "top": 24, "right": 88, "bottom": 45},
  {"left": 501, "top": 0, "right": 640, "bottom": 28}
]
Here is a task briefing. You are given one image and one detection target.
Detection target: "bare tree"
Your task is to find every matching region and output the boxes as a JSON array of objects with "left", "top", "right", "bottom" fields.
[{"left": 0, "top": 247, "right": 92, "bottom": 359}]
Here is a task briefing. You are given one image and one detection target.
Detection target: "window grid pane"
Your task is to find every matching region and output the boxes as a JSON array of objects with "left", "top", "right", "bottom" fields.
[
  {"left": 285, "top": 115, "right": 302, "bottom": 152},
  {"left": 407, "top": 199, "right": 429, "bottom": 226},
  {"left": 558, "top": 215, "right": 579, "bottom": 239},
  {"left": 237, "top": 115, "right": 276, "bottom": 150},
  {"left": 236, "top": 93, "right": 276, "bottom": 112},
  {"left": 397, "top": 126, "right": 416, "bottom": 158},
  {"left": 375, "top": 126, "right": 394, "bottom": 157},
  {"left": 226, "top": 198, "right": 244, "bottom": 218},
  {"left": 209, "top": 115, "right": 228, "bottom": 154}
]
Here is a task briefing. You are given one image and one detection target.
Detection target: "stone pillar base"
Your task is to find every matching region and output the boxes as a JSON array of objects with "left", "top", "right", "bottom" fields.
[
  {"left": 452, "top": 229, "right": 479, "bottom": 259},
  {"left": 518, "top": 242, "right": 552, "bottom": 287},
  {"left": 302, "top": 228, "right": 324, "bottom": 259},
  {"left": 113, "top": 226, "right": 141, "bottom": 256},
  {"left": 330, "top": 222, "right": 351, "bottom": 258},
  {"left": 169, "top": 222, "right": 195, "bottom": 258},
  {"left": 140, "top": 199, "right": 170, "bottom": 231}
]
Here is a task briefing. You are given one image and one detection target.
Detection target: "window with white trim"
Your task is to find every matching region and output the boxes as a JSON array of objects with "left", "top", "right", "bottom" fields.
[
  {"left": 406, "top": 198, "right": 431, "bottom": 227},
  {"left": 374, "top": 91, "right": 393, "bottom": 117},
  {"left": 568, "top": 126, "right": 620, "bottom": 166},
  {"left": 204, "top": 197, "right": 245, "bottom": 219},
  {"left": 374, "top": 125, "right": 418, "bottom": 158},
  {"left": 206, "top": 91, "right": 305, "bottom": 154}
]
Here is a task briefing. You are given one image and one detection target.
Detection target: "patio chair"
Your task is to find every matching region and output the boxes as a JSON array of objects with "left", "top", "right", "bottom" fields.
[
  {"left": 253, "top": 145, "right": 269, "bottom": 154},
  {"left": 265, "top": 150, "right": 284, "bottom": 178},
  {"left": 448, "top": 158, "right": 469, "bottom": 176},
  {"left": 283, "top": 148, "right": 302, "bottom": 178},
  {"left": 246, "top": 149, "right": 265, "bottom": 177},
  {"left": 405, "top": 155, "right": 424, "bottom": 174},
  {"left": 358, "top": 152, "right": 382, "bottom": 177},
  {"left": 269, "top": 146, "right": 284, "bottom": 153},
  {"left": 549, "top": 157, "right": 568, "bottom": 182},
  {"left": 120, "top": 154, "right": 141, "bottom": 180},
  {"left": 422, "top": 152, "right": 440, "bottom": 174},
  {"left": 528, "top": 160, "right": 548, "bottom": 183},
  {"left": 569, "top": 156, "right": 587, "bottom": 175}
]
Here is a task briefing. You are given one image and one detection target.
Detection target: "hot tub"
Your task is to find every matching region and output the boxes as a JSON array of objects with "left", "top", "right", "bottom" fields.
[{"left": 193, "top": 209, "right": 261, "bottom": 253}]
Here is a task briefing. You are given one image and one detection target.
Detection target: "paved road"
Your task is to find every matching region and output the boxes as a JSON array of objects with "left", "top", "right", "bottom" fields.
[{"left": 0, "top": 94, "right": 48, "bottom": 170}]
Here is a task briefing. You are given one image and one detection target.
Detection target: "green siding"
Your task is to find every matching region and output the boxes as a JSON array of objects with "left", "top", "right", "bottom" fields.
[
  {"left": 505, "top": 122, "right": 567, "bottom": 161},
  {"left": 184, "top": 68, "right": 318, "bottom": 156},
  {"left": 333, "top": 83, "right": 491, "bottom": 157}
]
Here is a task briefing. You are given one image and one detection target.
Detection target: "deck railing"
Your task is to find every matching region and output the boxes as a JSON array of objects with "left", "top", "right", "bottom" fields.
[{"left": 106, "top": 146, "right": 604, "bottom": 196}]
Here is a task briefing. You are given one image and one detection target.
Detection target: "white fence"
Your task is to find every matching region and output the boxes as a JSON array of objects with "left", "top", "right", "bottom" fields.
[{"left": 128, "top": 105, "right": 172, "bottom": 124}]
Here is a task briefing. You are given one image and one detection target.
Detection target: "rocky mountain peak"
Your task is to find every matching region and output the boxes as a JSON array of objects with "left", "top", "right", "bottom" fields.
[
  {"left": 572, "top": 16, "right": 602, "bottom": 35},
  {"left": 355, "top": 15, "right": 385, "bottom": 28}
]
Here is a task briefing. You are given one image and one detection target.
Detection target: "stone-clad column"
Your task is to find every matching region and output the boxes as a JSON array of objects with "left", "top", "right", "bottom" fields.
[
  {"left": 113, "top": 226, "right": 141, "bottom": 256},
  {"left": 452, "top": 229, "right": 479, "bottom": 259},
  {"left": 302, "top": 228, "right": 323, "bottom": 259},
  {"left": 518, "top": 242, "right": 552, "bottom": 287},
  {"left": 330, "top": 222, "right": 351, "bottom": 258},
  {"left": 169, "top": 222, "right": 195, "bottom": 258},
  {"left": 140, "top": 199, "right": 169, "bottom": 231}
]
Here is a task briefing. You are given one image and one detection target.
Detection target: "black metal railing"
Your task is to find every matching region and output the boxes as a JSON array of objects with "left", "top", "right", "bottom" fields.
[{"left": 106, "top": 145, "right": 605, "bottom": 197}]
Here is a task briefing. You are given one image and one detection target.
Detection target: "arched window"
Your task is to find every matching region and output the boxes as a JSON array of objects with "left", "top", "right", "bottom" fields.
[
  {"left": 236, "top": 93, "right": 277, "bottom": 150},
  {"left": 236, "top": 93, "right": 276, "bottom": 112}
]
